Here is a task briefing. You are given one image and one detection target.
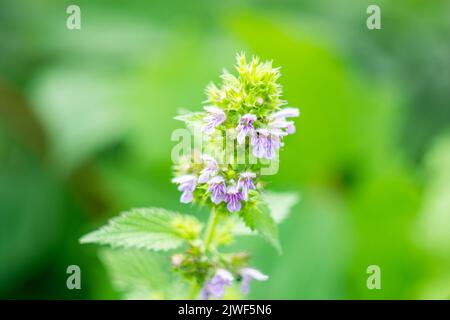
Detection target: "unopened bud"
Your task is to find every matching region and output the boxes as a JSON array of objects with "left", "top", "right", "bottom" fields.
[{"left": 171, "top": 254, "right": 184, "bottom": 267}]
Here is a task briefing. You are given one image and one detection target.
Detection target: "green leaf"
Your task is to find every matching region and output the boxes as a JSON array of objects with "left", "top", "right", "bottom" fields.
[
  {"left": 416, "top": 134, "right": 450, "bottom": 258},
  {"left": 174, "top": 110, "right": 205, "bottom": 129},
  {"left": 99, "top": 248, "right": 171, "bottom": 299},
  {"left": 233, "top": 191, "right": 299, "bottom": 238},
  {"left": 241, "top": 201, "right": 282, "bottom": 254},
  {"left": 80, "top": 207, "right": 202, "bottom": 251},
  {"left": 262, "top": 192, "right": 299, "bottom": 223},
  {"left": 29, "top": 65, "right": 128, "bottom": 175}
]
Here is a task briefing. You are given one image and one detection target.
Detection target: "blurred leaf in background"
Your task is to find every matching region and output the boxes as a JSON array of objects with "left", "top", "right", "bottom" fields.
[{"left": 0, "top": 0, "right": 449, "bottom": 299}]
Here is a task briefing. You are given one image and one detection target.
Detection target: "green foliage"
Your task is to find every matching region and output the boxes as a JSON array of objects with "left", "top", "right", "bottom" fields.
[
  {"left": 263, "top": 192, "right": 299, "bottom": 224},
  {"left": 3, "top": 0, "right": 448, "bottom": 300},
  {"left": 232, "top": 191, "right": 298, "bottom": 238},
  {"left": 81, "top": 188, "right": 298, "bottom": 297},
  {"left": 241, "top": 200, "right": 281, "bottom": 254},
  {"left": 0, "top": 133, "right": 64, "bottom": 293},
  {"left": 99, "top": 248, "right": 174, "bottom": 299},
  {"left": 80, "top": 208, "right": 202, "bottom": 251},
  {"left": 29, "top": 66, "right": 128, "bottom": 175},
  {"left": 416, "top": 134, "right": 450, "bottom": 258}
]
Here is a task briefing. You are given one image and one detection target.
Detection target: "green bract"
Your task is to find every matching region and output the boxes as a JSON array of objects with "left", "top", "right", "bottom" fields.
[{"left": 206, "top": 53, "right": 285, "bottom": 114}]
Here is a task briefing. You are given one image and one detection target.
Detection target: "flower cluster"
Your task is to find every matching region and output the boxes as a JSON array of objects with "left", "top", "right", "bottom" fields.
[
  {"left": 81, "top": 53, "right": 299, "bottom": 301},
  {"left": 200, "top": 53, "right": 300, "bottom": 161},
  {"left": 203, "top": 106, "right": 299, "bottom": 160},
  {"left": 172, "top": 154, "right": 256, "bottom": 212},
  {"left": 170, "top": 53, "right": 300, "bottom": 299},
  {"left": 173, "top": 53, "right": 300, "bottom": 213},
  {"left": 170, "top": 242, "right": 268, "bottom": 299}
]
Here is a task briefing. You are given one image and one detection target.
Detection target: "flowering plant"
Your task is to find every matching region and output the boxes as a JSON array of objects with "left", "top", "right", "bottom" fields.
[{"left": 80, "top": 53, "right": 299, "bottom": 299}]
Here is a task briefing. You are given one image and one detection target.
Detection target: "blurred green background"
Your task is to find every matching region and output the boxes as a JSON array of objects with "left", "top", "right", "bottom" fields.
[{"left": 1, "top": 0, "right": 449, "bottom": 299}]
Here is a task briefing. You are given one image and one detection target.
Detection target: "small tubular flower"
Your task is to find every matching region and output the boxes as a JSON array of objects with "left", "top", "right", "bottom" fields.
[
  {"left": 198, "top": 154, "right": 219, "bottom": 183},
  {"left": 224, "top": 184, "right": 244, "bottom": 212},
  {"left": 237, "top": 171, "right": 256, "bottom": 201},
  {"left": 239, "top": 267, "right": 269, "bottom": 295},
  {"left": 269, "top": 107, "right": 300, "bottom": 135},
  {"left": 207, "top": 175, "right": 226, "bottom": 204},
  {"left": 200, "top": 269, "right": 234, "bottom": 300},
  {"left": 251, "top": 129, "right": 282, "bottom": 160},
  {"left": 202, "top": 106, "right": 226, "bottom": 134},
  {"left": 236, "top": 113, "right": 257, "bottom": 145},
  {"left": 286, "top": 123, "right": 296, "bottom": 134},
  {"left": 270, "top": 107, "right": 300, "bottom": 119},
  {"left": 172, "top": 175, "right": 197, "bottom": 203}
]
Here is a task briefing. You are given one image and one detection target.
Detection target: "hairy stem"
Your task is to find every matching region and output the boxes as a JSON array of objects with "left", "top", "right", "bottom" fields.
[
  {"left": 187, "top": 208, "right": 220, "bottom": 299},
  {"left": 188, "top": 281, "right": 201, "bottom": 300},
  {"left": 203, "top": 207, "right": 220, "bottom": 250}
]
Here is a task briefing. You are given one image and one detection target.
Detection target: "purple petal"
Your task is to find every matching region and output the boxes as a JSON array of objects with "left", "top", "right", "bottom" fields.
[
  {"left": 180, "top": 191, "right": 194, "bottom": 203},
  {"left": 225, "top": 185, "right": 243, "bottom": 213},
  {"left": 270, "top": 108, "right": 299, "bottom": 119},
  {"left": 207, "top": 176, "right": 226, "bottom": 204},
  {"left": 198, "top": 155, "right": 219, "bottom": 183},
  {"left": 240, "top": 268, "right": 268, "bottom": 295},
  {"left": 172, "top": 175, "right": 197, "bottom": 204},
  {"left": 286, "top": 124, "right": 296, "bottom": 134},
  {"left": 250, "top": 129, "right": 284, "bottom": 160},
  {"left": 238, "top": 171, "right": 256, "bottom": 201},
  {"left": 227, "top": 198, "right": 242, "bottom": 212},
  {"left": 202, "top": 106, "right": 226, "bottom": 134},
  {"left": 237, "top": 128, "right": 248, "bottom": 145},
  {"left": 201, "top": 269, "right": 234, "bottom": 300},
  {"left": 236, "top": 114, "right": 257, "bottom": 145}
]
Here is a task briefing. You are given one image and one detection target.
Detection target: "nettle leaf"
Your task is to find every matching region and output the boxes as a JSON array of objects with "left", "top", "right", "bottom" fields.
[
  {"left": 241, "top": 201, "right": 282, "bottom": 254},
  {"left": 263, "top": 191, "right": 299, "bottom": 223},
  {"left": 234, "top": 192, "right": 299, "bottom": 253},
  {"left": 80, "top": 208, "right": 202, "bottom": 251},
  {"left": 99, "top": 248, "right": 172, "bottom": 299}
]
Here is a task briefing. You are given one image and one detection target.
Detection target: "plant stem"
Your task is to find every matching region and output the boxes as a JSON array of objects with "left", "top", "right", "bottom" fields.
[
  {"left": 187, "top": 208, "right": 220, "bottom": 300},
  {"left": 203, "top": 207, "right": 220, "bottom": 251},
  {"left": 188, "top": 281, "right": 201, "bottom": 300}
]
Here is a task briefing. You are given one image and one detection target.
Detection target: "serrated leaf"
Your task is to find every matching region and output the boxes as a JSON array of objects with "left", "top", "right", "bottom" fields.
[
  {"left": 233, "top": 191, "right": 299, "bottom": 237},
  {"left": 99, "top": 248, "right": 170, "bottom": 299},
  {"left": 80, "top": 207, "right": 202, "bottom": 251},
  {"left": 262, "top": 192, "right": 299, "bottom": 223},
  {"left": 240, "top": 201, "right": 282, "bottom": 254}
]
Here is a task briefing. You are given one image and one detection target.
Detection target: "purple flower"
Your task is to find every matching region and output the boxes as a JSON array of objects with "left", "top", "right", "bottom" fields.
[
  {"left": 286, "top": 123, "right": 296, "bottom": 134},
  {"left": 250, "top": 128, "right": 282, "bottom": 160},
  {"left": 203, "top": 106, "right": 226, "bottom": 134},
  {"left": 224, "top": 184, "right": 244, "bottom": 212},
  {"left": 270, "top": 107, "right": 300, "bottom": 119},
  {"left": 239, "top": 268, "right": 268, "bottom": 295},
  {"left": 172, "top": 175, "right": 197, "bottom": 203},
  {"left": 269, "top": 107, "right": 299, "bottom": 135},
  {"left": 237, "top": 171, "right": 256, "bottom": 201},
  {"left": 236, "top": 113, "right": 257, "bottom": 145},
  {"left": 269, "top": 118, "right": 294, "bottom": 131},
  {"left": 201, "top": 269, "right": 234, "bottom": 300},
  {"left": 207, "top": 176, "right": 227, "bottom": 204},
  {"left": 198, "top": 154, "right": 218, "bottom": 183}
]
